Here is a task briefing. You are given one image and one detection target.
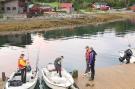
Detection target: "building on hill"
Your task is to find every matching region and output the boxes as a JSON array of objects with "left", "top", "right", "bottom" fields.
[
  {"left": 59, "top": 3, "right": 74, "bottom": 13},
  {"left": 1, "top": 0, "right": 31, "bottom": 14}
]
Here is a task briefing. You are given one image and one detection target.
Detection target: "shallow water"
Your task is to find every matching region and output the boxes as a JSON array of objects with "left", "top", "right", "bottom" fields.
[{"left": 0, "top": 20, "right": 135, "bottom": 88}]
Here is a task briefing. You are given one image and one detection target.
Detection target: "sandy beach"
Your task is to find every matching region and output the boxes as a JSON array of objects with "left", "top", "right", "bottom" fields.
[
  {"left": 75, "top": 64, "right": 135, "bottom": 89},
  {"left": 0, "top": 79, "right": 4, "bottom": 89}
]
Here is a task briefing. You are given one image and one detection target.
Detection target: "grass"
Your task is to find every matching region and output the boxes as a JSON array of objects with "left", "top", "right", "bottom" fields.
[
  {"left": 0, "top": 14, "right": 3, "bottom": 18},
  {"left": 44, "top": 2, "right": 59, "bottom": 8}
]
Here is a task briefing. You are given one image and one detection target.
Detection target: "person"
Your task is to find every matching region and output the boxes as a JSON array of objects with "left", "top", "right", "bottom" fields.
[
  {"left": 88, "top": 47, "right": 97, "bottom": 81},
  {"left": 119, "top": 49, "right": 133, "bottom": 64},
  {"left": 18, "top": 54, "right": 27, "bottom": 83},
  {"left": 84, "top": 46, "right": 91, "bottom": 76},
  {"left": 26, "top": 61, "right": 31, "bottom": 72},
  {"left": 54, "top": 56, "right": 64, "bottom": 77}
]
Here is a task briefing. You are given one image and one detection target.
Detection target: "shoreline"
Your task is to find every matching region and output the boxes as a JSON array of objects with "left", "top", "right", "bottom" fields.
[
  {"left": 0, "top": 18, "right": 126, "bottom": 35},
  {"left": 0, "top": 13, "right": 135, "bottom": 35}
]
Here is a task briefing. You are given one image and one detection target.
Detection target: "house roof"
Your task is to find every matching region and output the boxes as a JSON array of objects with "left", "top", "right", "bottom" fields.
[{"left": 60, "top": 3, "right": 72, "bottom": 8}]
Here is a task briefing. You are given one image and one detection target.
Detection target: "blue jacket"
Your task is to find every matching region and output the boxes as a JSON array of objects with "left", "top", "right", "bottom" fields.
[{"left": 89, "top": 50, "right": 97, "bottom": 65}]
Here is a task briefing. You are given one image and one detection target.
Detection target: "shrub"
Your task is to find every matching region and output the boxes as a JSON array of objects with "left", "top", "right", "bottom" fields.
[{"left": 0, "top": 14, "right": 3, "bottom": 18}]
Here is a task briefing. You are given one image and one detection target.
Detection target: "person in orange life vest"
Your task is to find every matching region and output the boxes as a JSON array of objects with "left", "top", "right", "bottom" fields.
[
  {"left": 84, "top": 46, "right": 91, "bottom": 76},
  {"left": 18, "top": 54, "right": 27, "bottom": 83}
]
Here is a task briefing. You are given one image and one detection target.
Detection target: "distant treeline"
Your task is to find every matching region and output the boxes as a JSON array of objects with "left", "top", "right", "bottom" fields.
[{"left": 33, "top": 0, "right": 135, "bottom": 10}]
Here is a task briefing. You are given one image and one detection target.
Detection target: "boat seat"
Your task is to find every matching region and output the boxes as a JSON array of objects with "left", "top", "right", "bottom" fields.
[{"left": 9, "top": 80, "right": 23, "bottom": 86}]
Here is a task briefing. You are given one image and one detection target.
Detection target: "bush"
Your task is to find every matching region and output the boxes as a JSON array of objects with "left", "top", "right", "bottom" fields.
[{"left": 0, "top": 14, "right": 3, "bottom": 18}]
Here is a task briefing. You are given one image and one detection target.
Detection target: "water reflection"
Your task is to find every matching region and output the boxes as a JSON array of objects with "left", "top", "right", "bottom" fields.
[
  {"left": 43, "top": 20, "right": 135, "bottom": 40},
  {"left": 0, "top": 33, "right": 32, "bottom": 47}
]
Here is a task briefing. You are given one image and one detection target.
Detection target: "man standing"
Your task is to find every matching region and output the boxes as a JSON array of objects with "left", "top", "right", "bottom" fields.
[
  {"left": 84, "top": 46, "right": 90, "bottom": 75},
  {"left": 18, "top": 54, "right": 27, "bottom": 83},
  {"left": 89, "top": 47, "right": 97, "bottom": 81},
  {"left": 54, "top": 56, "right": 64, "bottom": 77}
]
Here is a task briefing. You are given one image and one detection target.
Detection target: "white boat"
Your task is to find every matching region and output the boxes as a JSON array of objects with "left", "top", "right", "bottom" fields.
[
  {"left": 119, "top": 48, "right": 135, "bottom": 63},
  {"left": 4, "top": 68, "right": 38, "bottom": 89},
  {"left": 41, "top": 63, "right": 77, "bottom": 89}
]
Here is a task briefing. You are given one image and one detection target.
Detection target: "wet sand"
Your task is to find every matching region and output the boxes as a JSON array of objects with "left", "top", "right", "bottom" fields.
[{"left": 75, "top": 64, "right": 135, "bottom": 89}]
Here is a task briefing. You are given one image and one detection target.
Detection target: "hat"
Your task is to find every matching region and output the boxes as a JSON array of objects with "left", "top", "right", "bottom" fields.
[
  {"left": 61, "top": 56, "right": 64, "bottom": 59},
  {"left": 90, "top": 47, "right": 93, "bottom": 50},
  {"left": 85, "top": 46, "right": 89, "bottom": 49},
  {"left": 20, "top": 54, "right": 24, "bottom": 57}
]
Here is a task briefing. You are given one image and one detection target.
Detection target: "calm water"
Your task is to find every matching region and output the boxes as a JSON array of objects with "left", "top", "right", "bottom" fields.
[{"left": 1, "top": 20, "right": 135, "bottom": 88}]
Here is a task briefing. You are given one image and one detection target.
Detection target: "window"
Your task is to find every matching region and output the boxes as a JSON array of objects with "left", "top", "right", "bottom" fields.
[
  {"left": 7, "top": 7, "right": 10, "bottom": 10},
  {"left": 13, "top": 7, "right": 16, "bottom": 10}
]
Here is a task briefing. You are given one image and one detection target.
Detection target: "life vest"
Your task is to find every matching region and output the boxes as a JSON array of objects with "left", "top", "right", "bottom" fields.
[
  {"left": 86, "top": 50, "right": 90, "bottom": 61},
  {"left": 18, "top": 58, "right": 26, "bottom": 69}
]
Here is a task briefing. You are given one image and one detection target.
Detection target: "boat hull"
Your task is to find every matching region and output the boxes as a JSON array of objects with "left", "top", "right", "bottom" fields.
[
  {"left": 42, "top": 76, "right": 68, "bottom": 89},
  {"left": 5, "top": 71, "right": 38, "bottom": 89},
  {"left": 41, "top": 64, "right": 74, "bottom": 89}
]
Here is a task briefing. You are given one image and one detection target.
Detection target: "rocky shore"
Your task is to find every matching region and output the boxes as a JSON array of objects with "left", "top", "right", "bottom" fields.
[{"left": 0, "top": 13, "right": 135, "bottom": 35}]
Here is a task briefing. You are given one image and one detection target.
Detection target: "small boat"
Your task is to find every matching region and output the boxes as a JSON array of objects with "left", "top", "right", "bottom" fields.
[
  {"left": 119, "top": 48, "right": 135, "bottom": 63},
  {"left": 4, "top": 67, "right": 38, "bottom": 89},
  {"left": 41, "top": 63, "right": 77, "bottom": 89}
]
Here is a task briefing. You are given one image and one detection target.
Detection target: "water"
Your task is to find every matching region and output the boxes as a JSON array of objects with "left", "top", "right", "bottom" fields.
[{"left": 1, "top": 19, "right": 135, "bottom": 88}]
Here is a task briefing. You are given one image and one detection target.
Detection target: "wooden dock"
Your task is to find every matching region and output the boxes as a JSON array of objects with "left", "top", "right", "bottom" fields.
[{"left": 75, "top": 64, "right": 135, "bottom": 89}]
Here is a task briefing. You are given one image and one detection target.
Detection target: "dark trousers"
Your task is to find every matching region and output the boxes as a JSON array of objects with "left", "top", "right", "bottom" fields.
[
  {"left": 90, "top": 64, "right": 95, "bottom": 80},
  {"left": 21, "top": 68, "right": 26, "bottom": 83},
  {"left": 55, "top": 66, "right": 62, "bottom": 77},
  {"left": 85, "top": 62, "right": 90, "bottom": 73}
]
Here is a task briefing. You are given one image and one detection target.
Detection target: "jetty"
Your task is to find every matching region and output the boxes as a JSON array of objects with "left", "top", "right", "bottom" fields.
[{"left": 75, "top": 64, "right": 135, "bottom": 89}]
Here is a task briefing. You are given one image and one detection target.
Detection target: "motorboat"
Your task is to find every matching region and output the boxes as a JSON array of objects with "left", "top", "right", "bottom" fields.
[
  {"left": 4, "top": 66, "right": 38, "bottom": 89},
  {"left": 41, "top": 63, "right": 77, "bottom": 89}
]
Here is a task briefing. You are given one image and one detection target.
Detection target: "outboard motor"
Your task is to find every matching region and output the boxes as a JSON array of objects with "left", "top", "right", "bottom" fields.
[
  {"left": 125, "top": 49, "right": 133, "bottom": 57},
  {"left": 119, "top": 49, "right": 133, "bottom": 63}
]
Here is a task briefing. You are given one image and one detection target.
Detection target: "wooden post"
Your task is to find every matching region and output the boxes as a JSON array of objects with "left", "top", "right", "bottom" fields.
[
  {"left": 72, "top": 70, "right": 78, "bottom": 79},
  {"left": 2, "top": 72, "right": 6, "bottom": 81}
]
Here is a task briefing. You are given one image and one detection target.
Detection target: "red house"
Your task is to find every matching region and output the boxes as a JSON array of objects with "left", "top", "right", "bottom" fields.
[
  {"left": 59, "top": 3, "right": 74, "bottom": 13},
  {"left": 130, "top": 5, "right": 135, "bottom": 12}
]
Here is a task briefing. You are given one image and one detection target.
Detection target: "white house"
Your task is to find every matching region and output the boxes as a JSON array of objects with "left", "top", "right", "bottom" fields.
[{"left": 3, "top": 0, "right": 30, "bottom": 14}]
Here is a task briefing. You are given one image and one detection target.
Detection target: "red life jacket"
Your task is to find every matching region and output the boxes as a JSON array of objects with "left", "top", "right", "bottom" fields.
[
  {"left": 18, "top": 58, "right": 26, "bottom": 69},
  {"left": 86, "top": 50, "right": 90, "bottom": 61}
]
